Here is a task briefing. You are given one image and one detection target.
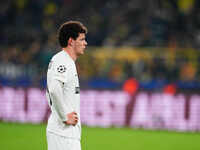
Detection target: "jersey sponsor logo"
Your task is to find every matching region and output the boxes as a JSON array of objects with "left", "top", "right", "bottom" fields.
[
  {"left": 57, "top": 65, "right": 66, "bottom": 73},
  {"left": 75, "top": 87, "right": 80, "bottom": 94}
]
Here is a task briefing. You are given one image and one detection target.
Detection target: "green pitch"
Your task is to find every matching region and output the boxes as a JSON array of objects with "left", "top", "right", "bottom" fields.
[{"left": 0, "top": 122, "right": 200, "bottom": 150}]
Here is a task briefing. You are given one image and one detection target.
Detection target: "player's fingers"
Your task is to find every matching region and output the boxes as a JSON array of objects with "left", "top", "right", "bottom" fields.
[
  {"left": 73, "top": 112, "right": 77, "bottom": 115},
  {"left": 73, "top": 114, "right": 78, "bottom": 119},
  {"left": 74, "top": 118, "right": 78, "bottom": 122},
  {"left": 74, "top": 120, "right": 78, "bottom": 125},
  {"left": 73, "top": 118, "right": 78, "bottom": 123},
  {"left": 72, "top": 121, "right": 77, "bottom": 126},
  {"left": 74, "top": 115, "right": 78, "bottom": 119}
]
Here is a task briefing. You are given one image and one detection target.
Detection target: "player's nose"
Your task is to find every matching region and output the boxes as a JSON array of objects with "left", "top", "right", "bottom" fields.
[{"left": 84, "top": 40, "right": 87, "bottom": 46}]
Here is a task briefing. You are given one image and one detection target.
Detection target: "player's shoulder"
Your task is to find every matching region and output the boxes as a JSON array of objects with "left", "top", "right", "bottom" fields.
[
  {"left": 52, "top": 50, "right": 70, "bottom": 65},
  {"left": 52, "top": 50, "right": 65, "bottom": 61},
  {"left": 51, "top": 51, "right": 73, "bottom": 73}
]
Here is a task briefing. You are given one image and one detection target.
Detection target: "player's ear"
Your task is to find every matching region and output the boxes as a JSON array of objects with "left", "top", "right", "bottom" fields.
[{"left": 68, "top": 37, "right": 74, "bottom": 46}]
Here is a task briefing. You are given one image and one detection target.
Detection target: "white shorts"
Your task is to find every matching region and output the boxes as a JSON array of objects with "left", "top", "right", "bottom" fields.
[{"left": 47, "top": 132, "right": 81, "bottom": 150}]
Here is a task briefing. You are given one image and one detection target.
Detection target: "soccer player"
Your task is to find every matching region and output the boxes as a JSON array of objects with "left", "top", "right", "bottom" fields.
[{"left": 46, "top": 21, "right": 88, "bottom": 150}]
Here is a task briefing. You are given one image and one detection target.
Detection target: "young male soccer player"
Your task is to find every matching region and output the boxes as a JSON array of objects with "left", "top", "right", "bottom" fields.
[{"left": 46, "top": 21, "right": 88, "bottom": 150}]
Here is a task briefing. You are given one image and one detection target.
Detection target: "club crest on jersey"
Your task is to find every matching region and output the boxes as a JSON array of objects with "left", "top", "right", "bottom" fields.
[{"left": 57, "top": 65, "right": 66, "bottom": 73}]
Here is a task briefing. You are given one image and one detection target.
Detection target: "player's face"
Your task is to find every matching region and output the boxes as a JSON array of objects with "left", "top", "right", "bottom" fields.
[{"left": 74, "top": 33, "right": 87, "bottom": 55}]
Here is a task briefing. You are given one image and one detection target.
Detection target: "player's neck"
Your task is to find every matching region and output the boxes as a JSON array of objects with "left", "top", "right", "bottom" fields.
[{"left": 62, "top": 47, "right": 77, "bottom": 61}]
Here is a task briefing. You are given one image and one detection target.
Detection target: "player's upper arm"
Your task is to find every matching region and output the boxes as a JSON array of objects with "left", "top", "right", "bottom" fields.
[{"left": 52, "top": 60, "right": 72, "bottom": 83}]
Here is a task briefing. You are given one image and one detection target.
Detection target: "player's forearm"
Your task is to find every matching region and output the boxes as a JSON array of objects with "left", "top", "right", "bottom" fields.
[{"left": 48, "top": 79, "right": 73, "bottom": 121}]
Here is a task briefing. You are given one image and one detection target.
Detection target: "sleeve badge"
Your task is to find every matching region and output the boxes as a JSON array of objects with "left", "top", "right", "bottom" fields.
[{"left": 57, "top": 65, "right": 66, "bottom": 73}]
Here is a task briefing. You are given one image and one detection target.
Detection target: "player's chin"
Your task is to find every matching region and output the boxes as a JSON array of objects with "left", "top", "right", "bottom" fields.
[
  {"left": 78, "top": 51, "right": 84, "bottom": 55},
  {"left": 81, "top": 49, "right": 85, "bottom": 54}
]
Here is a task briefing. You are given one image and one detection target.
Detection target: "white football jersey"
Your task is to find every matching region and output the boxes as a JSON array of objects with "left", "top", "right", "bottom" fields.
[{"left": 46, "top": 50, "right": 81, "bottom": 140}]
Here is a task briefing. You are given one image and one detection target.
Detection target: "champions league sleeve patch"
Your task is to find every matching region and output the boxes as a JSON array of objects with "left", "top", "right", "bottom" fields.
[{"left": 57, "top": 65, "right": 66, "bottom": 73}]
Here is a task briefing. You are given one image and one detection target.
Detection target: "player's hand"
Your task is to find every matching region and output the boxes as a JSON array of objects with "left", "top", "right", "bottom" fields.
[{"left": 65, "top": 112, "right": 78, "bottom": 126}]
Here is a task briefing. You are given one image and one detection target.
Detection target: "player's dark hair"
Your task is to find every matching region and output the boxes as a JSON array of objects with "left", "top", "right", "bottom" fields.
[{"left": 58, "top": 21, "right": 87, "bottom": 48}]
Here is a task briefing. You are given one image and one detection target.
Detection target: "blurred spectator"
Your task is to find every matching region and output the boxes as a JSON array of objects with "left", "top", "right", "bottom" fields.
[
  {"left": 1, "top": 0, "right": 200, "bottom": 90},
  {"left": 123, "top": 78, "right": 139, "bottom": 95}
]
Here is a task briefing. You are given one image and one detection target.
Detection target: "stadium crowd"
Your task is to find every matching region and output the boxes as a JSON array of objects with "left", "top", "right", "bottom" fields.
[{"left": 0, "top": 0, "right": 200, "bottom": 90}]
